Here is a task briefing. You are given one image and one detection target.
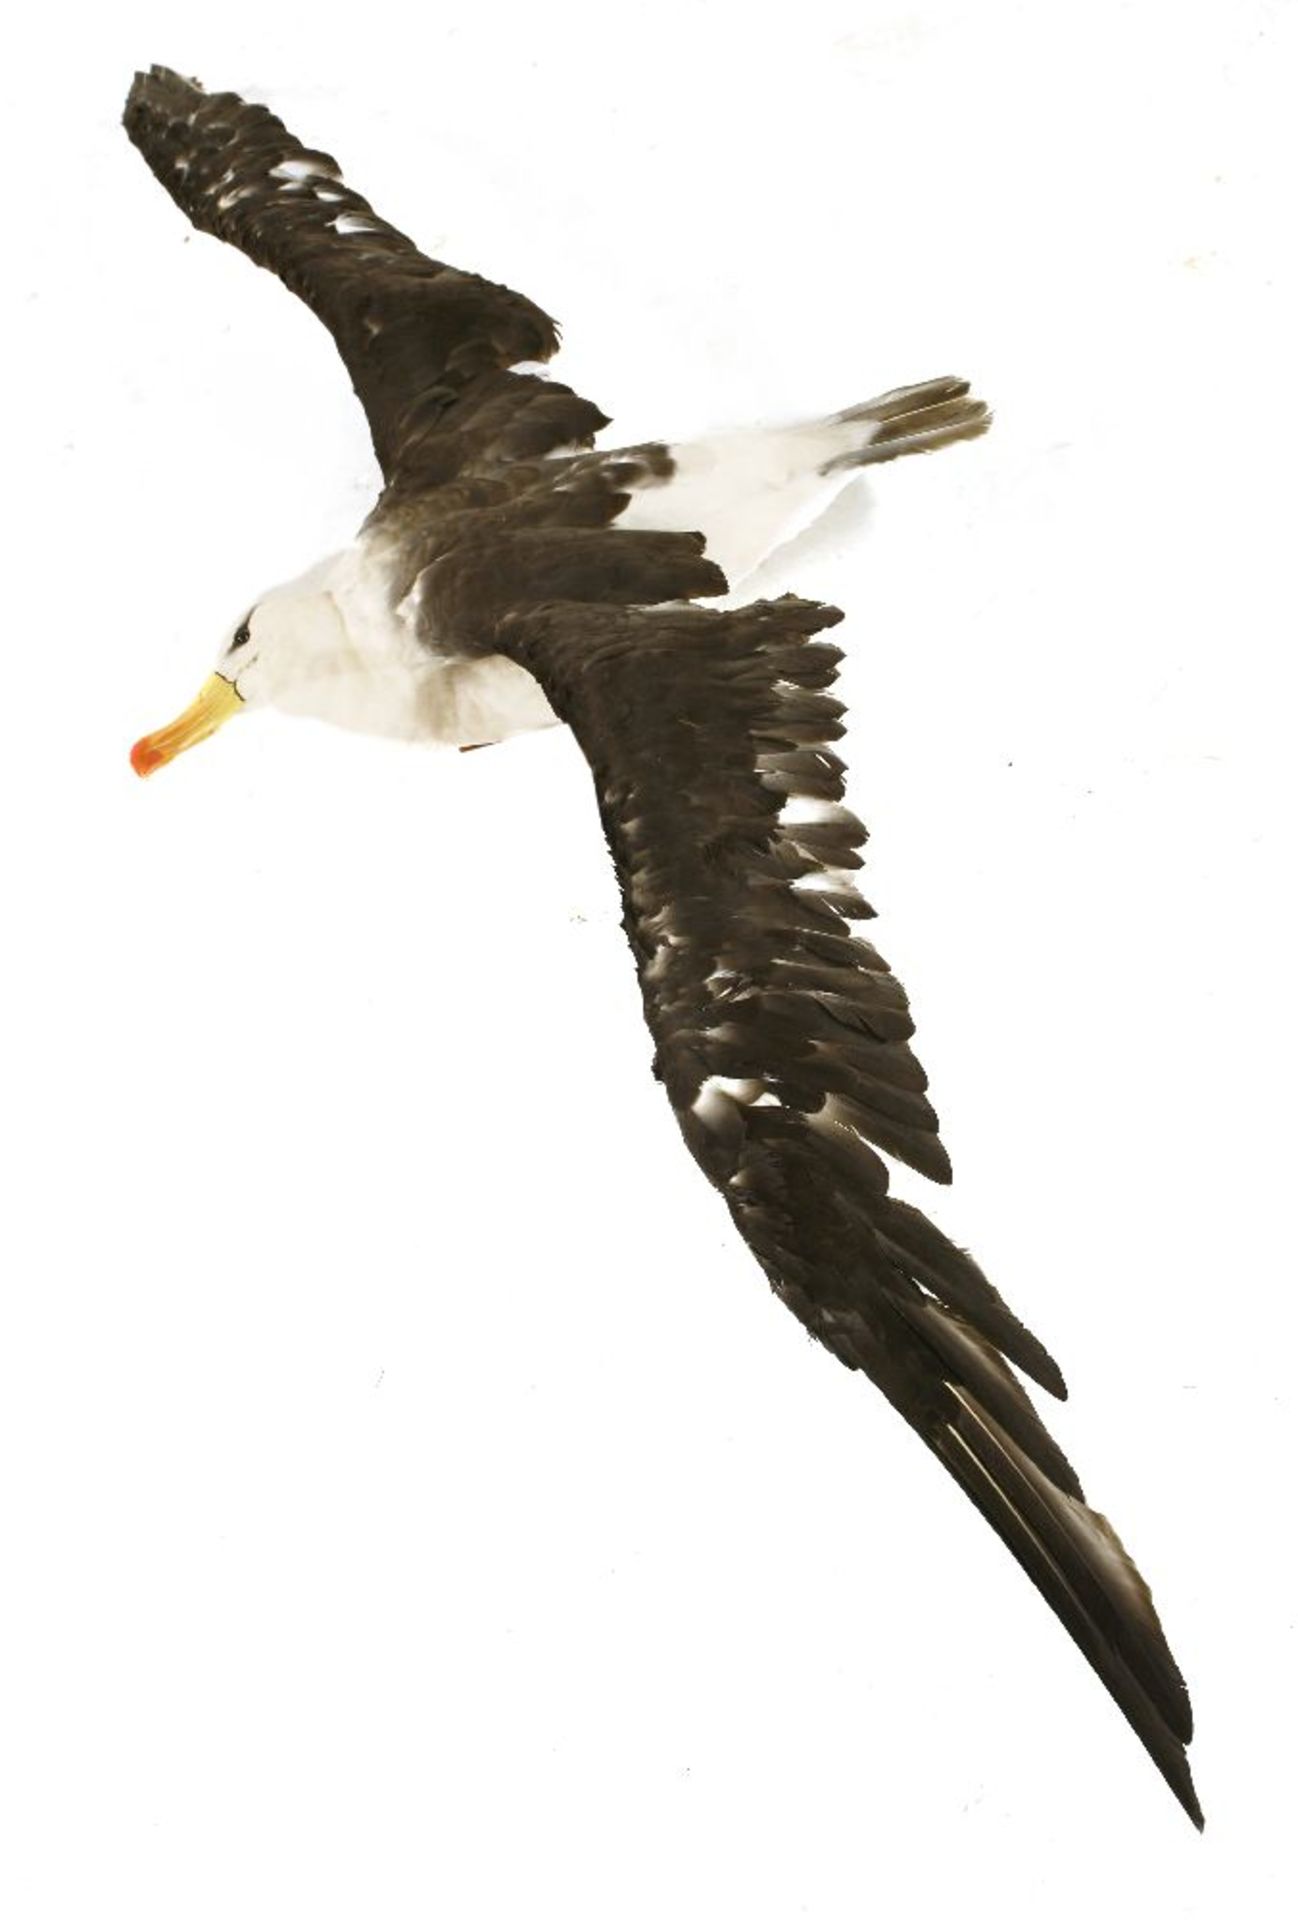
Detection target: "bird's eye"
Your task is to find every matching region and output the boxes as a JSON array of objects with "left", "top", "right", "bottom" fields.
[{"left": 229, "top": 618, "right": 252, "bottom": 651}]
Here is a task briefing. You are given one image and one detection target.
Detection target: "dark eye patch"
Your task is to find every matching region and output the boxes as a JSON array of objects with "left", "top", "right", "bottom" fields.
[{"left": 229, "top": 615, "right": 253, "bottom": 651}]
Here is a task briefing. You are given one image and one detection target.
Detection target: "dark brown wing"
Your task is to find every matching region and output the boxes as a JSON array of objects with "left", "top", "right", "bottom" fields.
[
  {"left": 125, "top": 68, "right": 1199, "bottom": 1823},
  {"left": 123, "top": 67, "right": 608, "bottom": 490},
  {"left": 494, "top": 593, "right": 1201, "bottom": 1827}
]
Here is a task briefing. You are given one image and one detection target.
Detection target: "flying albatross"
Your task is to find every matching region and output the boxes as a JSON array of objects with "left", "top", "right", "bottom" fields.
[{"left": 124, "top": 65, "right": 1201, "bottom": 1827}]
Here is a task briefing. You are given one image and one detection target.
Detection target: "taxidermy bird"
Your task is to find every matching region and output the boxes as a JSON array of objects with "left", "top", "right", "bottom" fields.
[{"left": 124, "top": 65, "right": 1200, "bottom": 1826}]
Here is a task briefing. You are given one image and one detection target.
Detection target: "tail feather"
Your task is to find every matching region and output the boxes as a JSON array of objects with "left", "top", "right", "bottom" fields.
[
  {"left": 610, "top": 372, "right": 990, "bottom": 587},
  {"left": 823, "top": 375, "right": 991, "bottom": 471}
]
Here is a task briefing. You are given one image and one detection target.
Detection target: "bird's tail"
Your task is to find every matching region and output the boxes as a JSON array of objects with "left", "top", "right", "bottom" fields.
[{"left": 819, "top": 375, "right": 991, "bottom": 471}]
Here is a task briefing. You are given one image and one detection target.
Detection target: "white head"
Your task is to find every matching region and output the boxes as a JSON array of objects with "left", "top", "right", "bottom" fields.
[{"left": 131, "top": 561, "right": 351, "bottom": 776}]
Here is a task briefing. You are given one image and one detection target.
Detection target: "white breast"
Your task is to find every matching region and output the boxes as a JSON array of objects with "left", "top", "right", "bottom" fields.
[{"left": 298, "top": 536, "right": 560, "bottom": 750}]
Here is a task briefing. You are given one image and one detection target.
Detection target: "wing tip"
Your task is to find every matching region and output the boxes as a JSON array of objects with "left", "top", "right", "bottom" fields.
[
  {"left": 938, "top": 1391, "right": 1201, "bottom": 1828},
  {"left": 125, "top": 62, "right": 203, "bottom": 110}
]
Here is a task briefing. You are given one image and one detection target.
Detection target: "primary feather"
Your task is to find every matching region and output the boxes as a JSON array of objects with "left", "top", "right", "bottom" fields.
[{"left": 124, "top": 65, "right": 1200, "bottom": 1826}]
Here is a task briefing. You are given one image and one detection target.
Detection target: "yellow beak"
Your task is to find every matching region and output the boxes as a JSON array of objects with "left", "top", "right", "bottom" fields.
[{"left": 131, "top": 673, "right": 244, "bottom": 778}]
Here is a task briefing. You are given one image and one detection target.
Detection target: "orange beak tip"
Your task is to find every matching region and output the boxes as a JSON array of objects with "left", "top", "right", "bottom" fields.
[{"left": 128, "top": 675, "right": 243, "bottom": 779}]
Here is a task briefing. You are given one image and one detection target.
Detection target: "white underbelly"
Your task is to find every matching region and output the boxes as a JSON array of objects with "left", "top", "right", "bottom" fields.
[
  {"left": 316, "top": 537, "right": 561, "bottom": 749},
  {"left": 277, "top": 651, "right": 559, "bottom": 749},
  {"left": 418, "top": 653, "right": 560, "bottom": 748}
]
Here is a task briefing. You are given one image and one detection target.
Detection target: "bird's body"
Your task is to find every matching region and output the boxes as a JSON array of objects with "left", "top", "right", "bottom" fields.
[
  {"left": 210, "top": 399, "right": 956, "bottom": 751},
  {"left": 124, "top": 66, "right": 1201, "bottom": 1828}
]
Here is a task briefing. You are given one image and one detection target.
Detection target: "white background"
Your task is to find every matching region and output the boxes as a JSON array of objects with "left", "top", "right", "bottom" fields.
[{"left": 4, "top": 2, "right": 1294, "bottom": 1913}]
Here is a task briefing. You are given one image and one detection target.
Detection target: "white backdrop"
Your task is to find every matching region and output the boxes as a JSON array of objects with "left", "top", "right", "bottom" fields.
[{"left": 4, "top": 3, "right": 1293, "bottom": 1914}]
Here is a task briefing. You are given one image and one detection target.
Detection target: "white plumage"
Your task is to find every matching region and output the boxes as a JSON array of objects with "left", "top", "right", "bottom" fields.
[{"left": 219, "top": 407, "right": 896, "bottom": 751}]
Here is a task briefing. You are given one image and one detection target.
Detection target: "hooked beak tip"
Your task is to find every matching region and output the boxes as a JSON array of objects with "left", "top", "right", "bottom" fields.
[{"left": 130, "top": 737, "right": 163, "bottom": 778}]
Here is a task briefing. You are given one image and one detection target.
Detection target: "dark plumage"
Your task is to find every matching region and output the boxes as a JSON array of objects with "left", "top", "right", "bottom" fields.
[{"left": 124, "top": 65, "right": 1200, "bottom": 1826}]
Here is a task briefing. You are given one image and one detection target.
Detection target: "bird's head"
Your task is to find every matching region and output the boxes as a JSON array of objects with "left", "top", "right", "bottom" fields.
[{"left": 131, "top": 571, "right": 350, "bottom": 776}]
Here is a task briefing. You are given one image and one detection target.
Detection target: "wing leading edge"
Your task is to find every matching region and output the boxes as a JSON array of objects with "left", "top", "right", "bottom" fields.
[{"left": 123, "top": 66, "right": 609, "bottom": 490}]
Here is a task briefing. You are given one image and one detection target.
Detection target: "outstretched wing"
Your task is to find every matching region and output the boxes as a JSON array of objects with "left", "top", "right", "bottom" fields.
[
  {"left": 123, "top": 67, "right": 607, "bottom": 490},
  {"left": 125, "top": 65, "right": 1198, "bottom": 1823},
  {"left": 494, "top": 592, "right": 1201, "bottom": 1827}
]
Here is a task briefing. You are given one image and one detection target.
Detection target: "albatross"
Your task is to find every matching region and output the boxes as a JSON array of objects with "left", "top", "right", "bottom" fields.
[{"left": 124, "top": 65, "right": 1201, "bottom": 1827}]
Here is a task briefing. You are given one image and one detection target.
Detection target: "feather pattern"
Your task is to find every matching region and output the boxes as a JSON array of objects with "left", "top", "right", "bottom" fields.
[
  {"left": 123, "top": 65, "right": 606, "bottom": 488},
  {"left": 498, "top": 595, "right": 1201, "bottom": 1826},
  {"left": 123, "top": 66, "right": 1200, "bottom": 1826}
]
